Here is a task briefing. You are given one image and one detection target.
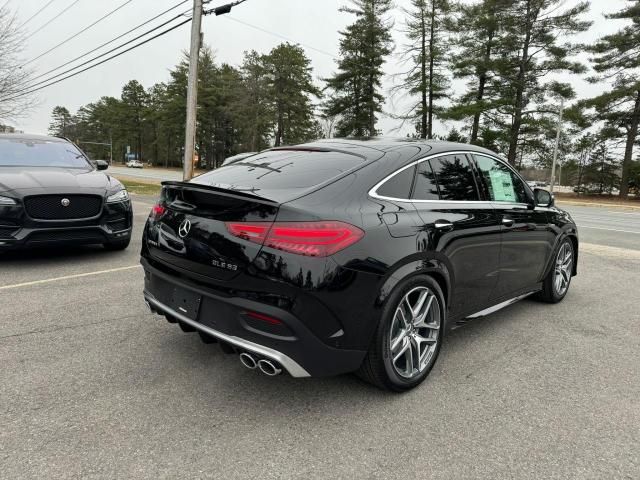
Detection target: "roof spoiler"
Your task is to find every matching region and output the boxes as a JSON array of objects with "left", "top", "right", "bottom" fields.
[{"left": 161, "top": 181, "right": 278, "bottom": 204}]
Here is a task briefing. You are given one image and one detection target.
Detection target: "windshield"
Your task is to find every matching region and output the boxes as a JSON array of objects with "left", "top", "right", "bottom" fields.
[{"left": 0, "top": 138, "right": 92, "bottom": 168}]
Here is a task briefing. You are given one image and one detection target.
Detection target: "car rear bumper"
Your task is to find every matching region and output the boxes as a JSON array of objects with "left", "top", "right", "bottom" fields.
[{"left": 141, "top": 257, "right": 366, "bottom": 378}]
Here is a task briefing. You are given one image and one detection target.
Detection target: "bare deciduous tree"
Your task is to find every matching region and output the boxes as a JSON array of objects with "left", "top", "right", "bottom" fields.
[{"left": 0, "top": 3, "right": 35, "bottom": 124}]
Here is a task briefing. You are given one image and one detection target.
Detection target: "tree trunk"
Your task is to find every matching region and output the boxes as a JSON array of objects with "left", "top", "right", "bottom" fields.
[
  {"left": 420, "top": 6, "right": 427, "bottom": 139},
  {"left": 152, "top": 123, "right": 159, "bottom": 167},
  {"left": 165, "top": 138, "right": 170, "bottom": 168},
  {"left": 353, "top": 77, "right": 362, "bottom": 137},
  {"left": 427, "top": 2, "right": 436, "bottom": 139},
  {"left": 275, "top": 104, "right": 284, "bottom": 147},
  {"left": 368, "top": 1, "right": 376, "bottom": 136},
  {"left": 507, "top": 1, "right": 533, "bottom": 166},
  {"left": 619, "top": 90, "right": 640, "bottom": 198},
  {"left": 252, "top": 93, "right": 259, "bottom": 151},
  {"left": 471, "top": 30, "right": 494, "bottom": 144}
]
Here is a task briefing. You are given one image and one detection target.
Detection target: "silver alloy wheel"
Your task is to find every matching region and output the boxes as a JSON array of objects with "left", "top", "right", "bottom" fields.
[
  {"left": 389, "top": 286, "right": 441, "bottom": 379},
  {"left": 554, "top": 242, "right": 573, "bottom": 296}
]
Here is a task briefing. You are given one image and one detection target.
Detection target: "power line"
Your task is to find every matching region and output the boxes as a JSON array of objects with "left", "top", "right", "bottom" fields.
[
  {"left": 220, "top": 15, "right": 338, "bottom": 60},
  {"left": 29, "top": 10, "right": 191, "bottom": 88},
  {"left": 19, "top": 0, "right": 58, "bottom": 28},
  {"left": 1, "top": 17, "right": 192, "bottom": 104},
  {"left": 23, "top": 13, "right": 188, "bottom": 90},
  {"left": 24, "top": 0, "right": 82, "bottom": 41},
  {"left": 22, "top": 0, "right": 136, "bottom": 67},
  {"left": 7, "top": 0, "right": 208, "bottom": 99},
  {"left": 4, "top": 0, "right": 330, "bottom": 104},
  {"left": 29, "top": 0, "right": 190, "bottom": 82}
]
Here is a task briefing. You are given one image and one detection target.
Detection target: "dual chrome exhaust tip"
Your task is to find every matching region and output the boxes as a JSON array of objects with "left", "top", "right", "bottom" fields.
[
  {"left": 239, "top": 352, "right": 283, "bottom": 376},
  {"left": 146, "top": 300, "right": 285, "bottom": 377}
]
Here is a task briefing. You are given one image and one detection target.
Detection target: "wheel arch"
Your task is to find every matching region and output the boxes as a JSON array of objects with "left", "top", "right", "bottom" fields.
[
  {"left": 542, "top": 231, "right": 579, "bottom": 279},
  {"left": 376, "top": 256, "right": 452, "bottom": 318}
]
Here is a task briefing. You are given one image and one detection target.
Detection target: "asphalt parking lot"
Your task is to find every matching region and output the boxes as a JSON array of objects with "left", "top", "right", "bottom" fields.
[{"left": 1, "top": 198, "right": 639, "bottom": 479}]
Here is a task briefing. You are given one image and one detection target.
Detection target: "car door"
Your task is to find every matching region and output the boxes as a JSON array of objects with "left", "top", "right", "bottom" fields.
[
  {"left": 472, "top": 154, "right": 554, "bottom": 300},
  {"left": 411, "top": 152, "right": 503, "bottom": 318}
]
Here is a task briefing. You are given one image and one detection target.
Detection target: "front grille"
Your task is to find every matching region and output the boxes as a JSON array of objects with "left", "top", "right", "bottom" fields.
[
  {"left": 26, "top": 229, "right": 105, "bottom": 244},
  {"left": 24, "top": 195, "right": 103, "bottom": 220}
]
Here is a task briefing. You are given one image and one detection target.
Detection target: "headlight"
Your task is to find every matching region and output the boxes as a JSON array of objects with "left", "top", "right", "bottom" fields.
[
  {"left": 0, "top": 195, "right": 17, "bottom": 205},
  {"left": 106, "top": 189, "right": 130, "bottom": 203}
]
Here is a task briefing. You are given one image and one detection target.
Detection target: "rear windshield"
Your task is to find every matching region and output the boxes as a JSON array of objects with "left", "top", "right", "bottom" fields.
[
  {"left": 0, "top": 138, "right": 91, "bottom": 168},
  {"left": 192, "top": 150, "right": 365, "bottom": 199}
]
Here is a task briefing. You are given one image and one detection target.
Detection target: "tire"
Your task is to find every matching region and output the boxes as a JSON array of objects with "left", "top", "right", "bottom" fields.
[
  {"left": 103, "top": 236, "right": 131, "bottom": 251},
  {"left": 357, "top": 275, "right": 445, "bottom": 392},
  {"left": 536, "top": 238, "right": 574, "bottom": 303}
]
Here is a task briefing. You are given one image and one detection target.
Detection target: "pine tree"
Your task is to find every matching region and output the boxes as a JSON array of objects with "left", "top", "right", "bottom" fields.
[
  {"left": 263, "top": 43, "right": 321, "bottom": 146},
  {"left": 120, "top": 80, "right": 149, "bottom": 162},
  {"left": 48, "top": 106, "right": 73, "bottom": 137},
  {"left": 445, "top": 0, "right": 509, "bottom": 144},
  {"left": 395, "top": 0, "right": 451, "bottom": 139},
  {"left": 499, "top": 0, "right": 591, "bottom": 165},
  {"left": 234, "top": 50, "right": 272, "bottom": 152},
  {"left": 324, "top": 0, "right": 393, "bottom": 137},
  {"left": 586, "top": 0, "right": 640, "bottom": 198}
]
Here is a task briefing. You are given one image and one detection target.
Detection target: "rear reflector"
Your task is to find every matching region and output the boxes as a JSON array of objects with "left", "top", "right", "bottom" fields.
[
  {"left": 245, "top": 311, "right": 283, "bottom": 325},
  {"left": 226, "top": 221, "right": 364, "bottom": 257}
]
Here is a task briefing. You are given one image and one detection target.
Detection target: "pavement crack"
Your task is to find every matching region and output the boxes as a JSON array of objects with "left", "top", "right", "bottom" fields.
[{"left": 0, "top": 313, "right": 149, "bottom": 342}]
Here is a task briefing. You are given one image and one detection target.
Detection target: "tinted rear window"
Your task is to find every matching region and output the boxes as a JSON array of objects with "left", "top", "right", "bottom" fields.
[
  {"left": 0, "top": 138, "right": 91, "bottom": 168},
  {"left": 193, "top": 150, "right": 365, "bottom": 198},
  {"left": 429, "top": 154, "right": 479, "bottom": 201},
  {"left": 377, "top": 165, "right": 416, "bottom": 199},
  {"left": 412, "top": 161, "right": 439, "bottom": 200}
]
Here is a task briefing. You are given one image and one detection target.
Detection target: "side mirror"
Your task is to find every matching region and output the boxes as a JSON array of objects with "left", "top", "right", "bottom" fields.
[
  {"left": 534, "top": 188, "right": 554, "bottom": 208},
  {"left": 95, "top": 160, "right": 109, "bottom": 171}
]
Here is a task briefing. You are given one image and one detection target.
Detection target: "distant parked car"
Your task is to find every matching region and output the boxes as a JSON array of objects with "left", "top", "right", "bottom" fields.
[
  {"left": 526, "top": 181, "right": 537, "bottom": 189},
  {"left": 126, "top": 159, "right": 143, "bottom": 168},
  {"left": 222, "top": 152, "right": 257, "bottom": 166},
  {"left": 0, "top": 134, "right": 132, "bottom": 251},
  {"left": 573, "top": 184, "right": 603, "bottom": 194}
]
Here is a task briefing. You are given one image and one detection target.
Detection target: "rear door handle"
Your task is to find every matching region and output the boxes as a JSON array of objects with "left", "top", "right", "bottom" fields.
[
  {"left": 434, "top": 221, "right": 454, "bottom": 231},
  {"left": 502, "top": 217, "right": 515, "bottom": 228}
]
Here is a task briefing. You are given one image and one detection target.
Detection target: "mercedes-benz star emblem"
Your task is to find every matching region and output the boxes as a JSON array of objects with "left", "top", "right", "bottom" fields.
[
  {"left": 61, "top": 198, "right": 71, "bottom": 207},
  {"left": 178, "top": 219, "right": 191, "bottom": 239}
]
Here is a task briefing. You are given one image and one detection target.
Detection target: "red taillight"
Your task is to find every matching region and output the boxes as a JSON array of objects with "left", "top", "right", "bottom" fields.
[
  {"left": 150, "top": 204, "right": 166, "bottom": 220},
  {"left": 225, "top": 221, "right": 364, "bottom": 257},
  {"left": 225, "top": 222, "right": 269, "bottom": 243}
]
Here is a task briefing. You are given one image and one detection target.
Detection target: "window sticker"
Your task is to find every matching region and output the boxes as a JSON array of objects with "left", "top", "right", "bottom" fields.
[{"left": 489, "top": 169, "right": 517, "bottom": 202}]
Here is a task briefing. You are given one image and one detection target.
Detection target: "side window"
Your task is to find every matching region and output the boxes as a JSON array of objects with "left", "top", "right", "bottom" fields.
[
  {"left": 376, "top": 165, "right": 416, "bottom": 199},
  {"left": 429, "top": 154, "right": 480, "bottom": 201},
  {"left": 412, "top": 161, "right": 439, "bottom": 200},
  {"left": 474, "top": 154, "right": 528, "bottom": 204}
]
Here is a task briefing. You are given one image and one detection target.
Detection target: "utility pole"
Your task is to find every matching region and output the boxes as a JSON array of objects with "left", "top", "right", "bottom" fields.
[
  {"left": 558, "top": 161, "right": 562, "bottom": 187},
  {"left": 183, "top": 0, "right": 203, "bottom": 181},
  {"left": 550, "top": 98, "right": 565, "bottom": 193}
]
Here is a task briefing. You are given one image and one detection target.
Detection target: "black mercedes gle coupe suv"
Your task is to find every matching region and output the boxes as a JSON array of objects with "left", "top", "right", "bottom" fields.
[
  {"left": 0, "top": 134, "right": 132, "bottom": 251},
  {"left": 142, "top": 139, "right": 578, "bottom": 391}
]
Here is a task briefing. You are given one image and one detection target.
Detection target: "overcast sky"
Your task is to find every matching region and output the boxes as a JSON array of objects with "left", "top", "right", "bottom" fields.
[{"left": 6, "top": 0, "right": 630, "bottom": 137}]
